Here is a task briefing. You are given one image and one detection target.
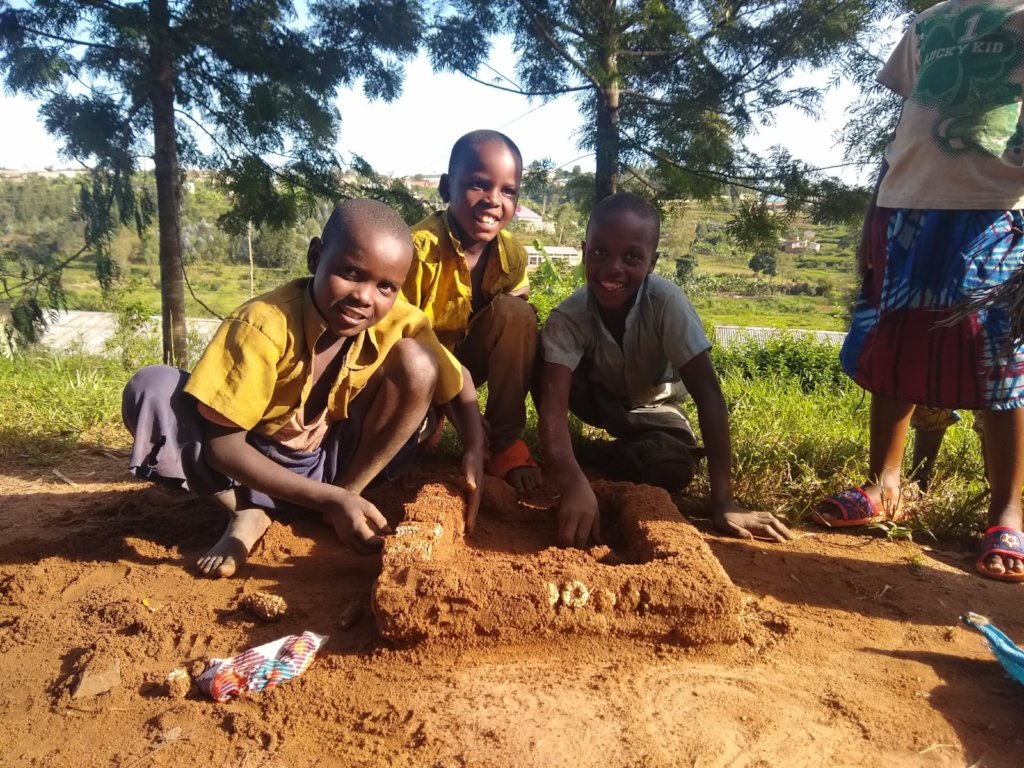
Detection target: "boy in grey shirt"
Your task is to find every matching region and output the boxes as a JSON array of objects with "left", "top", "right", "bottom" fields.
[{"left": 539, "top": 193, "right": 793, "bottom": 549}]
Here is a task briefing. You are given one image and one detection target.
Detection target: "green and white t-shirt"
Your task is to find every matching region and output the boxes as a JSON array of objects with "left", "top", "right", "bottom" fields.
[{"left": 878, "top": 0, "right": 1024, "bottom": 209}]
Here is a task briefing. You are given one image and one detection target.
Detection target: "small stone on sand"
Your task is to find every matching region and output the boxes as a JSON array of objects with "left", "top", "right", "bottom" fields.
[{"left": 72, "top": 658, "right": 121, "bottom": 699}]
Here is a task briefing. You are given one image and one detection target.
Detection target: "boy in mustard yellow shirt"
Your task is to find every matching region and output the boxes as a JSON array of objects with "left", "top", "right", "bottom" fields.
[
  {"left": 402, "top": 129, "right": 541, "bottom": 493},
  {"left": 122, "top": 200, "right": 485, "bottom": 578}
]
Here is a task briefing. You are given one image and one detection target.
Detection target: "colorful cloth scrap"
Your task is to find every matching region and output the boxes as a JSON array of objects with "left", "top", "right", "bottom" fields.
[{"left": 196, "top": 631, "right": 328, "bottom": 702}]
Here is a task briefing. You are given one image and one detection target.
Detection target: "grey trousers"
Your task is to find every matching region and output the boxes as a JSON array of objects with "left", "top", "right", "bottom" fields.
[{"left": 569, "top": 372, "right": 701, "bottom": 492}]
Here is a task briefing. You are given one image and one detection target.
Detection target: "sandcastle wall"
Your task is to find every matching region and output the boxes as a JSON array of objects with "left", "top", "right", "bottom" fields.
[{"left": 372, "top": 480, "right": 745, "bottom": 647}]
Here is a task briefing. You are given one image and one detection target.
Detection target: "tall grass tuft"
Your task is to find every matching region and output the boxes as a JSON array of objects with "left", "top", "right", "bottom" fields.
[{"left": 0, "top": 351, "right": 131, "bottom": 464}]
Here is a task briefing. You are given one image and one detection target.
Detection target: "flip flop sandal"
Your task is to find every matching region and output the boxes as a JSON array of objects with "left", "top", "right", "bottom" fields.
[
  {"left": 976, "top": 526, "right": 1024, "bottom": 583},
  {"left": 811, "top": 487, "right": 882, "bottom": 528},
  {"left": 484, "top": 438, "right": 539, "bottom": 480}
]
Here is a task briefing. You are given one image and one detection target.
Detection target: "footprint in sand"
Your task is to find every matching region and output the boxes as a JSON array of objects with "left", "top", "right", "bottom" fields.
[{"left": 59, "top": 564, "right": 130, "bottom": 604}]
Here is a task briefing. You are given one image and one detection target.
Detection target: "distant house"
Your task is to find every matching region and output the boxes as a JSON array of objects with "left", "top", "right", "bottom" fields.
[
  {"left": 0, "top": 168, "right": 83, "bottom": 180},
  {"left": 514, "top": 204, "right": 556, "bottom": 234},
  {"left": 524, "top": 245, "right": 582, "bottom": 270},
  {"left": 782, "top": 239, "right": 821, "bottom": 253},
  {"left": 402, "top": 175, "right": 442, "bottom": 190}
]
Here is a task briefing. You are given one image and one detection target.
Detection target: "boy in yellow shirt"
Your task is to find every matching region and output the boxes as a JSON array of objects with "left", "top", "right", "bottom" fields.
[
  {"left": 122, "top": 199, "right": 484, "bottom": 577},
  {"left": 402, "top": 129, "right": 541, "bottom": 493}
]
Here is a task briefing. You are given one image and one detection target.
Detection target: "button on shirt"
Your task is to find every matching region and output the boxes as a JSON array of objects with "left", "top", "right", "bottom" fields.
[
  {"left": 403, "top": 210, "right": 530, "bottom": 350},
  {"left": 541, "top": 274, "right": 711, "bottom": 408}
]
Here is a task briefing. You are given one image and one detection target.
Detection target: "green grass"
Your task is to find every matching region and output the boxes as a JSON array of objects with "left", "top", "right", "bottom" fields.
[
  {"left": 0, "top": 336, "right": 993, "bottom": 542},
  {"left": 707, "top": 338, "right": 989, "bottom": 539},
  {"left": 696, "top": 295, "right": 849, "bottom": 331},
  {"left": 60, "top": 261, "right": 303, "bottom": 319},
  {"left": 0, "top": 352, "right": 133, "bottom": 464}
]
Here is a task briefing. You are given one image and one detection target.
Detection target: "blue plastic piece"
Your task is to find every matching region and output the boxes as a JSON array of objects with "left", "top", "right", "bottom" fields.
[{"left": 962, "top": 612, "right": 1024, "bottom": 685}]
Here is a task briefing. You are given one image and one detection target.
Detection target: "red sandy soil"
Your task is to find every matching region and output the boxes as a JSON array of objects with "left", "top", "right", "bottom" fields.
[{"left": 1, "top": 450, "right": 1023, "bottom": 768}]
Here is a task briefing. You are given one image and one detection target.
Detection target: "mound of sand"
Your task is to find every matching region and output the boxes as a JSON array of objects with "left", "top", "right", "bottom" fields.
[
  {"left": 1, "top": 455, "right": 1023, "bottom": 767},
  {"left": 374, "top": 479, "right": 743, "bottom": 646}
]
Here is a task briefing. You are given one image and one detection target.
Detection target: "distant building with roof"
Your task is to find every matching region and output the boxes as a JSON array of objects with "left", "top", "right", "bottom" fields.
[
  {"left": 782, "top": 239, "right": 821, "bottom": 253},
  {"left": 514, "top": 204, "right": 555, "bottom": 234},
  {"left": 524, "top": 245, "right": 581, "bottom": 270}
]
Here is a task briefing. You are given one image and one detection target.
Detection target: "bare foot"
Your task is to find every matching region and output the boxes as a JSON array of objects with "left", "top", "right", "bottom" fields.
[
  {"left": 196, "top": 508, "right": 271, "bottom": 578},
  {"left": 506, "top": 464, "right": 543, "bottom": 494}
]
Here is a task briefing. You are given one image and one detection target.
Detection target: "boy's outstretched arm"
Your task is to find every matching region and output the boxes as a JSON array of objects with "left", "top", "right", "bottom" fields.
[
  {"left": 538, "top": 361, "right": 601, "bottom": 548},
  {"left": 678, "top": 351, "right": 795, "bottom": 543},
  {"left": 442, "top": 365, "right": 486, "bottom": 532},
  {"left": 203, "top": 421, "right": 391, "bottom": 549}
]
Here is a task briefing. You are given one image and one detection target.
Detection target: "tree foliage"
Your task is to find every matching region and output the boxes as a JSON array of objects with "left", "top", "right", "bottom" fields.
[
  {"left": 0, "top": 0, "right": 421, "bottom": 363},
  {"left": 749, "top": 249, "right": 778, "bottom": 277},
  {"left": 1, "top": 232, "right": 70, "bottom": 346},
  {"left": 426, "top": 0, "right": 922, "bottom": 235},
  {"left": 521, "top": 157, "right": 556, "bottom": 212}
]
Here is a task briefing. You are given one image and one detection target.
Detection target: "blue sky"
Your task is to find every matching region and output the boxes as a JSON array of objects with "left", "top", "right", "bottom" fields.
[{"left": 0, "top": 36, "right": 865, "bottom": 183}]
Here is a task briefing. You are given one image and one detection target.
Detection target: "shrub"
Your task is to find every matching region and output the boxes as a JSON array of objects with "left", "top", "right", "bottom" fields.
[
  {"left": 104, "top": 299, "right": 161, "bottom": 371},
  {"left": 712, "top": 333, "right": 847, "bottom": 393}
]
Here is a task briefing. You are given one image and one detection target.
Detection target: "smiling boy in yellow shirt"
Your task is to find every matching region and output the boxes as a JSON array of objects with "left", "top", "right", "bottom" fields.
[{"left": 402, "top": 129, "right": 541, "bottom": 493}]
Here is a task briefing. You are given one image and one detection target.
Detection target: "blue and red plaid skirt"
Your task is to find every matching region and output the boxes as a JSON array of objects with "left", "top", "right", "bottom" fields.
[{"left": 840, "top": 208, "right": 1024, "bottom": 410}]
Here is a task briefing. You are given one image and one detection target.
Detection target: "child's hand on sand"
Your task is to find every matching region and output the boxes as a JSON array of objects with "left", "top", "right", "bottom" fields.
[
  {"left": 323, "top": 487, "right": 394, "bottom": 552},
  {"left": 557, "top": 478, "right": 601, "bottom": 549},
  {"left": 712, "top": 500, "right": 794, "bottom": 543},
  {"left": 462, "top": 443, "right": 484, "bottom": 532}
]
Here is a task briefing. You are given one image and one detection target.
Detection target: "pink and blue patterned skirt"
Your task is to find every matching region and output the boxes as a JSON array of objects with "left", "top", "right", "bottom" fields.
[{"left": 840, "top": 208, "right": 1024, "bottom": 410}]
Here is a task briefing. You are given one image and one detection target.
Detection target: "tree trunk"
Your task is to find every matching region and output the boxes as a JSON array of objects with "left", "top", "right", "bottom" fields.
[
  {"left": 594, "top": 9, "right": 620, "bottom": 203},
  {"left": 149, "top": 0, "right": 187, "bottom": 366},
  {"left": 247, "top": 221, "right": 254, "bottom": 298}
]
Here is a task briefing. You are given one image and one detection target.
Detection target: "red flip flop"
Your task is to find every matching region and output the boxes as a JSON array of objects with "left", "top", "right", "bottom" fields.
[{"left": 484, "top": 438, "right": 539, "bottom": 480}]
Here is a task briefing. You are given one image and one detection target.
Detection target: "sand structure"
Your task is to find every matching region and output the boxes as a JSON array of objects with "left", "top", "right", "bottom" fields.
[{"left": 372, "top": 479, "right": 745, "bottom": 647}]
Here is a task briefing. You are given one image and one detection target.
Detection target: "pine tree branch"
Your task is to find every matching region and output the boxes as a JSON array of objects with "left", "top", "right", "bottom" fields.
[
  {"left": 180, "top": 261, "right": 223, "bottom": 320},
  {"left": 452, "top": 67, "right": 588, "bottom": 97},
  {"left": 16, "top": 23, "right": 132, "bottom": 58},
  {"left": 0, "top": 242, "right": 91, "bottom": 297},
  {"left": 515, "top": 0, "right": 602, "bottom": 90}
]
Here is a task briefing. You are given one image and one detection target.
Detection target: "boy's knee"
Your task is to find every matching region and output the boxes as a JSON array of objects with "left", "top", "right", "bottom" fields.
[
  {"left": 491, "top": 294, "right": 539, "bottom": 334},
  {"left": 386, "top": 339, "right": 439, "bottom": 392},
  {"left": 122, "top": 365, "right": 186, "bottom": 433}
]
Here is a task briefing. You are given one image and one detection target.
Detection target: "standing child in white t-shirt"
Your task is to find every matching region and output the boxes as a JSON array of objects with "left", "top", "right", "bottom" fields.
[
  {"left": 814, "top": 0, "right": 1024, "bottom": 582},
  {"left": 538, "top": 192, "right": 795, "bottom": 549}
]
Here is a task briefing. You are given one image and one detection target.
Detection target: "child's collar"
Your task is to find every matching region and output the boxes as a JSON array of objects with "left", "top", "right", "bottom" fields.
[
  {"left": 442, "top": 209, "right": 511, "bottom": 275},
  {"left": 301, "top": 278, "right": 379, "bottom": 366}
]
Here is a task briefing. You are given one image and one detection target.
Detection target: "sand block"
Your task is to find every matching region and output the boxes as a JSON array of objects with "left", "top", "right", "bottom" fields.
[
  {"left": 380, "top": 483, "right": 463, "bottom": 569},
  {"left": 373, "top": 480, "right": 744, "bottom": 647}
]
